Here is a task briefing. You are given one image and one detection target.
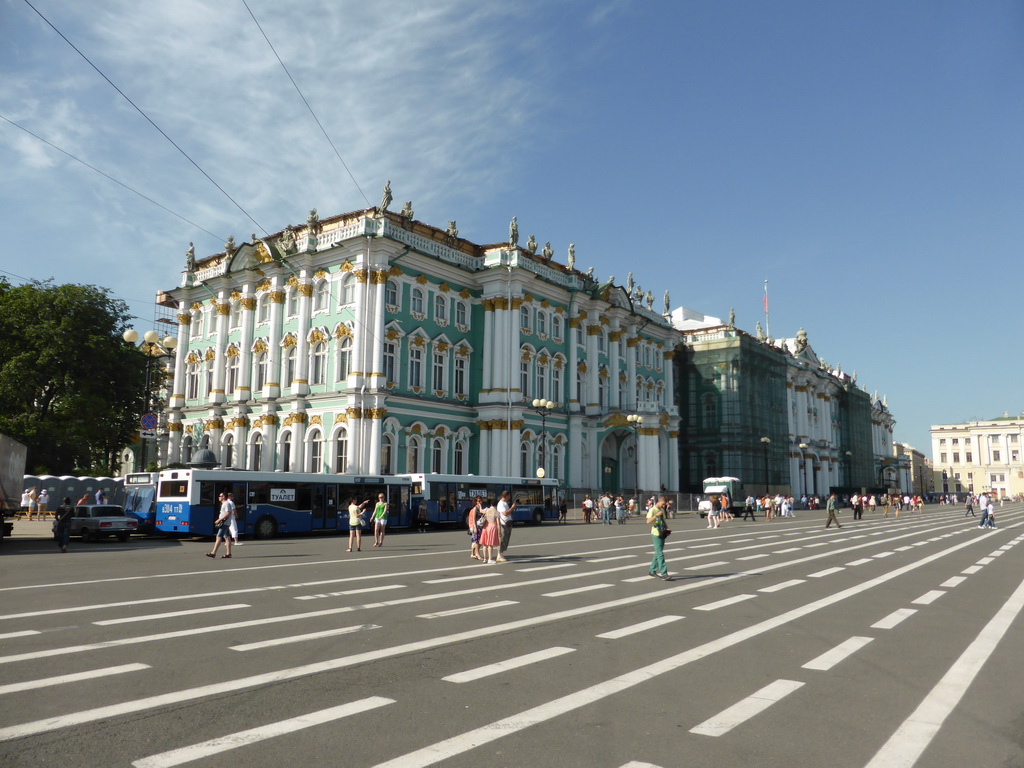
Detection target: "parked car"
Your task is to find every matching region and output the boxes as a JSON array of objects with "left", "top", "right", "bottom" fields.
[{"left": 69, "top": 505, "right": 138, "bottom": 542}]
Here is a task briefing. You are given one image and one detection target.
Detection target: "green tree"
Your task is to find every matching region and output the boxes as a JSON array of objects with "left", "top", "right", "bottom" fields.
[{"left": 0, "top": 279, "right": 148, "bottom": 475}]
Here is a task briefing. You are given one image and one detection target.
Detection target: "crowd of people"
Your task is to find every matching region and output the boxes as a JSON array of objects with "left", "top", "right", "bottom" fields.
[{"left": 578, "top": 493, "right": 674, "bottom": 525}]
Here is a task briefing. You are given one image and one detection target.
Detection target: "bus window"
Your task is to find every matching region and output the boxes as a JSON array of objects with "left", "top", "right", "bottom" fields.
[
  {"left": 200, "top": 482, "right": 218, "bottom": 507},
  {"left": 158, "top": 480, "right": 189, "bottom": 499}
]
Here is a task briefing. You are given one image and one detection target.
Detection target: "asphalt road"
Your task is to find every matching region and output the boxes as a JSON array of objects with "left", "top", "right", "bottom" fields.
[{"left": 1, "top": 504, "right": 1022, "bottom": 768}]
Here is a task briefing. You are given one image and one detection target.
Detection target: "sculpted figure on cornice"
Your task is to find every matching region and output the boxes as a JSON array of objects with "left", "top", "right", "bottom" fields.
[
  {"left": 526, "top": 235, "right": 537, "bottom": 254},
  {"left": 185, "top": 242, "right": 196, "bottom": 272},
  {"left": 379, "top": 180, "right": 392, "bottom": 215},
  {"left": 567, "top": 243, "right": 575, "bottom": 271},
  {"left": 401, "top": 201, "right": 414, "bottom": 220}
]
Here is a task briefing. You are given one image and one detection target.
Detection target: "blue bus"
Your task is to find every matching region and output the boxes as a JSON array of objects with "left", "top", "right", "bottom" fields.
[
  {"left": 155, "top": 469, "right": 411, "bottom": 538},
  {"left": 123, "top": 472, "right": 158, "bottom": 532},
  {"left": 406, "top": 473, "right": 560, "bottom": 526}
]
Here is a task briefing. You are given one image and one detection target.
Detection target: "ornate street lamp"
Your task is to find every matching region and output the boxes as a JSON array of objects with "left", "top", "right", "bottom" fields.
[
  {"left": 760, "top": 436, "right": 771, "bottom": 494},
  {"left": 124, "top": 329, "right": 177, "bottom": 471},
  {"left": 530, "top": 398, "right": 557, "bottom": 478},
  {"left": 627, "top": 413, "right": 644, "bottom": 500}
]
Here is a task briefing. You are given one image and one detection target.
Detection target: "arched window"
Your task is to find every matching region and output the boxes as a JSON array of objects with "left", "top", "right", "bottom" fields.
[
  {"left": 520, "top": 355, "right": 530, "bottom": 399},
  {"left": 552, "top": 359, "right": 563, "bottom": 403},
  {"left": 411, "top": 287, "right": 424, "bottom": 315},
  {"left": 383, "top": 341, "right": 396, "bottom": 384},
  {"left": 251, "top": 434, "right": 263, "bottom": 472},
  {"left": 576, "top": 371, "right": 583, "bottom": 404},
  {"left": 309, "top": 431, "right": 323, "bottom": 473},
  {"left": 536, "top": 361, "right": 547, "bottom": 401},
  {"left": 229, "top": 301, "right": 242, "bottom": 330},
  {"left": 254, "top": 352, "right": 268, "bottom": 391},
  {"left": 281, "top": 432, "right": 293, "bottom": 472},
  {"left": 434, "top": 294, "right": 447, "bottom": 323},
  {"left": 455, "top": 301, "right": 467, "bottom": 327},
  {"left": 537, "top": 312, "right": 546, "bottom": 336},
  {"left": 187, "top": 363, "right": 200, "bottom": 399},
  {"left": 204, "top": 357, "right": 214, "bottom": 396},
  {"left": 432, "top": 349, "right": 447, "bottom": 393},
  {"left": 190, "top": 310, "right": 204, "bottom": 339},
  {"left": 407, "top": 437, "right": 422, "bottom": 472},
  {"left": 335, "top": 428, "right": 349, "bottom": 473},
  {"left": 704, "top": 451, "right": 717, "bottom": 478},
  {"left": 703, "top": 394, "right": 717, "bottom": 427},
  {"left": 409, "top": 345, "right": 423, "bottom": 389},
  {"left": 258, "top": 294, "right": 270, "bottom": 324},
  {"left": 226, "top": 352, "right": 239, "bottom": 394},
  {"left": 552, "top": 315, "right": 563, "bottom": 340},
  {"left": 552, "top": 444, "right": 562, "bottom": 481},
  {"left": 454, "top": 354, "right": 467, "bottom": 397},
  {"left": 381, "top": 433, "right": 395, "bottom": 474},
  {"left": 223, "top": 434, "right": 234, "bottom": 468},
  {"left": 520, "top": 306, "right": 531, "bottom": 332},
  {"left": 453, "top": 440, "right": 465, "bottom": 475},
  {"left": 314, "top": 280, "right": 330, "bottom": 311},
  {"left": 181, "top": 435, "right": 193, "bottom": 463},
  {"left": 311, "top": 342, "right": 328, "bottom": 385},
  {"left": 520, "top": 441, "right": 530, "bottom": 477},
  {"left": 385, "top": 280, "right": 399, "bottom": 307},
  {"left": 598, "top": 373, "right": 607, "bottom": 408},
  {"left": 337, "top": 336, "right": 352, "bottom": 381},
  {"left": 431, "top": 438, "right": 444, "bottom": 473},
  {"left": 287, "top": 289, "right": 299, "bottom": 317},
  {"left": 341, "top": 273, "right": 356, "bottom": 305},
  {"left": 284, "top": 345, "right": 297, "bottom": 388}
]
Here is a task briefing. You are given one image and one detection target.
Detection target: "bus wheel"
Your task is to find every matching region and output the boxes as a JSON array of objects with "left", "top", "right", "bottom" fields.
[
  {"left": 532, "top": 509, "right": 544, "bottom": 525},
  {"left": 253, "top": 516, "right": 277, "bottom": 539}
]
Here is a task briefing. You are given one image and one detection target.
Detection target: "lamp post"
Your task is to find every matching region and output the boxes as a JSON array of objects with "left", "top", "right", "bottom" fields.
[
  {"left": 627, "top": 413, "right": 644, "bottom": 500},
  {"left": 798, "top": 442, "right": 809, "bottom": 499},
  {"left": 760, "top": 436, "right": 771, "bottom": 495},
  {"left": 124, "top": 329, "right": 177, "bottom": 471},
  {"left": 530, "top": 398, "right": 557, "bottom": 479}
]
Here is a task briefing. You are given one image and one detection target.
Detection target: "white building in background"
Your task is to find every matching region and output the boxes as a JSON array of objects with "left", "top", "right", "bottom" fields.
[{"left": 931, "top": 414, "right": 1024, "bottom": 497}]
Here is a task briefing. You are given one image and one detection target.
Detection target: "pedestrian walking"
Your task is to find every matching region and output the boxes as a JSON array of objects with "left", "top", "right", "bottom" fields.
[
  {"left": 582, "top": 495, "right": 594, "bottom": 523},
  {"left": 478, "top": 498, "right": 499, "bottom": 563},
  {"left": 468, "top": 497, "right": 484, "bottom": 560},
  {"left": 37, "top": 488, "right": 50, "bottom": 520},
  {"left": 496, "top": 490, "right": 516, "bottom": 562},
  {"left": 54, "top": 497, "right": 74, "bottom": 553},
  {"left": 825, "top": 492, "right": 842, "bottom": 529},
  {"left": 225, "top": 492, "right": 242, "bottom": 546},
  {"left": 26, "top": 487, "right": 37, "bottom": 521},
  {"left": 371, "top": 493, "right": 389, "bottom": 547},
  {"left": 19, "top": 489, "right": 31, "bottom": 520},
  {"left": 964, "top": 496, "right": 975, "bottom": 517},
  {"left": 646, "top": 496, "right": 671, "bottom": 580},
  {"left": 557, "top": 496, "right": 567, "bottom": 524},
  {"left": 206, "top": 491, "right": 235, "bottom": 559},
  {"left": 347, "top": 497, "right": 369, "bottom": 552}
]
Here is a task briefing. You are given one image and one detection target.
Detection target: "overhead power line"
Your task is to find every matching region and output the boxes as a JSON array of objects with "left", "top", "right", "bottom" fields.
[
  {"left": 242, "top": 0, "right": 372, "bottom": 209},
  {"left": 22, "top": 0, "right": 270, "bottom": 237},
  {"left": 1, "top": 113, "right": 226, "bottom": 244}
]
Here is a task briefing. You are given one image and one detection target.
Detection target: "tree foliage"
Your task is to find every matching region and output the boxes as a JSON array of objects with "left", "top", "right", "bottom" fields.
[{"left": 0, "top": 279, "right": 148, "bottom": 475}]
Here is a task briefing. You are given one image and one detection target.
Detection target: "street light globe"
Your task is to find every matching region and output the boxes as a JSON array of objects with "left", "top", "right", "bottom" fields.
[
  {"left": 545, "top": 400, "right": 555, "bottom": 409},
  {"left": 532, "top": 398, "right": 543, "bottom": 408},
  {"left": 163, "top": 335, "right": 178, "bottom": 350},
  {"left": 799, "top": 442, "right": 808, "bottom": 450},
  {"left": 143, "top": 330, "right": 160, "bottom": 344},
  {"left": 123, "top": 329, "right": 139, "bottom": 344},
  {"left": 536, "top": 467, "right": 546, "bottom": 478},
  {"left": 761, "top": 436, "right": 771, "bottom": 445}
]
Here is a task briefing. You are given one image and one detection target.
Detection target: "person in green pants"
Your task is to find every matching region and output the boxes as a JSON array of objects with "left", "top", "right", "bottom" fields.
[{"left": 646, "top": 496, "right": 671, "bottom": 580}]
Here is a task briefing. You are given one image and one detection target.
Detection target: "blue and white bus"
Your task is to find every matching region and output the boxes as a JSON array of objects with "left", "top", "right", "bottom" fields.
[
  {"left": 123, "top": 472, "right": 158, "bottom": 533},
  {"left": 406, "top": 473, "right": 560, "bottom": 526},
  {"left": 155, "top": 469, "right": 411, "bottom": 538}
]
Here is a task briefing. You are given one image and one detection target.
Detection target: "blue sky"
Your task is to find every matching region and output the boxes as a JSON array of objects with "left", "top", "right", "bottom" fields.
[{"left": 3, "top": 0, "right": 1022, "bottom": 456}]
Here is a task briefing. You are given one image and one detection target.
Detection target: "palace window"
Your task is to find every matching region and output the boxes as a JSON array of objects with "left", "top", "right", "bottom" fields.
[
  {"left": 411, "top": 288, "right": 424, "bottom": 315},
  {"left": 434, "top": 294, "right": 447, "bottom": 324},
  {"left": 254, "top": 352, "right": 267, "bottom": 392},
  {"left": 455, "top": 300, "right": 467, "bottom": 327},
  {"left": 309, "top": 432, "right": 323, "bottom": 473},
  {"left": 313, "top": 281, "right": 330, "bottom": 312},
  {"left": 383, "top": 341, "right": 396, "bottom": 384},
  {"left": 225, "top": 353, "right": 239, "bottom": 394},
  {"left": 409, "top": 346, "right": 423, "bottom": 389},
  {"left": 336, "top": 336, "right": 352, "bottom": 381},
  {"left": 433, "top": 349, "right": 447, "bottom": 394},
  {"left": 311, "top": 342, "right": 328, "bottom": 385},
  {"left": 385, "top": 280, "right": 399, "bottom": 308},
  {"left": 335, "top": 429, "right": 349, "bottom": 473},
  {"left": 454, "top": 355, "right": 467, "bottom": 397},
  {"left": 284, "top": 345, "right": 296, "bottom": 387},
  {"left": 341, "top": 274, "right": 356, "bottom": 305}
]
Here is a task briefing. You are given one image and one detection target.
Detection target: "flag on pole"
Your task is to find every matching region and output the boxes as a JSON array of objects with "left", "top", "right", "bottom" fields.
[{"left": 763, "top": 280, "right": 769, "bottom": 314}]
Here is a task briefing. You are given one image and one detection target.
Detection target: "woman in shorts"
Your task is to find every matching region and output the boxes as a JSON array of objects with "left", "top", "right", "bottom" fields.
[
  {"left": 347, "top": 497, "right": 369, "bottom": 552},
  {"left": 478, "top": 498, "right": 500, "bottom": 563},
  {"left": 468, "top": 496, "right": 484, "bottom": 560},
  {"left": 371, "top": 493, "right": 389, "bottom": 548}
]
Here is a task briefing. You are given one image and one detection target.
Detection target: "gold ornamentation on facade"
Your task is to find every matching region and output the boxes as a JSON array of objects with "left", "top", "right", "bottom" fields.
[
  {"left": 269, "top": 291, "right": 285, "bottom": 304},
  {"left": 297, "top": 283, "right": 313, "bottom": 298},
  {"left": 568, "top": 317, "right": 582, "bottom": 328},
  {"left": 186, "top": 351, "right": 201, "bottom": 365},
  {"left": 308, "top": 415, "right": 322, "bottom": 426},
  {"left": 283, "top": 412, "right": 308, "bottom": 426},
  {"left": 282, "top": 334, "right": 297, "bottom": 348},
  {"left": 227, "top": 416, "right": 251, "bottom": 429},
  {"left": 339, "top": 261, "right": 354, "bottom": 272},
  {"left": 599, "top": 367, "right": 610, "bottom": 380},
  {"left": 368, "top": 408, "right": 387, "bottom": 419},
  {"left": 230, "top": 290, "right": 242, "bottom": 301},
  {"left": 577, "top": 361, "right": 588, "bottom": 373},
  {"left": 286, "top": 275, "right": 299, "bottom": 288},
  {"left": 411, "top": 336, "right": 426, "bottom": 348},
  {"left": 540, "top": 299, "right": 550, "bottom": 308},
  {"left": 436, "top": 342, "right": 450, "bottom": 353},
  {"left": 553, "top": 358, "right": 563, "bottom": 370},
  {"left": 178, "top": 313, "right": 192, "bottom": 325},
  {"left": 335, "top": 325, "right": 353, "bottom": 339},
  {"left": 389, "top": 265, "right": 402, "bottom": 276},
  {"left": 184, "top": 425, "right": 194, "bottom": 434},
  {"left": 482, "top": 299, "right": 494, "bottom": 312},
  {"left": 609, "top": 330, "right": 624, "bottom": 342},
  {"left": 252, "top": 339, "right": 268, "bottom": 353},
  {"left": 410, "top": 423, "right": 422, "bottom": 435},
  {"left": 346, "top": 407, "right": 363, "bottom": 420},
  {"left": 521, "top": 350, "right": 532, "bottom": 362},
  {"left": 333, "top": 413, "right": 348, "bottom": 424},
  {"left": 459, "top": 288, "right": 471, "bottom": 299},
  {"left": 254, "top": 414, "right": 279, "bottom": 428},
  {"left": 205, "top": 418, "right": 225, "bottom": 430},
  {"left": 255, "top": 279, "right": 271, "bottom": 292},
  {"left": 255, "top": 242, "right": 273, "bottom": 263},
  {"left": 415, "top": 274, "right": 429, "bottom": 285},
  {"left": 619, "top": 372, "right": 627, "bottom": 383},
  {"left": 226, "top": 346, "right": 240, "bottom": 358},
  {"left": 241, "top": 298, "right": 256, "bottom": 311},
  {"left": 455, "top": 345, "right": 469, "bottom": 357},
  {"left": 492, "top": 297, "right": 508, "bottom": 311},
  {"left": 355, "top": 269, "right": 368, "bottom": 284},
  {"left": 626, "top": 337, "right": 639, "bottom": 347},
  {"left": 586, "top": 325, "right": 602, "bottom": 336},
  {"left": 309, "top": 329, "right": 327, "bottom": 344},
  {"left": 167, "top": 422, "right": 183, "bottom": 432},
  {"left": 372, "top": 269, "right": 389, "bottom": 284},
  {"left": 191, "top": 302, "right": 203, "bottom": 311},
  {"left": 537, "top": 353, "right": 549, "bottom": 365},
  {"left": 554, "top": 306, "right": 566, "bottom": 315},
  {"left": 385, "top": 329, "right": 400, "bottom": 340},
  {"left": 314, "top": 268, "right": 329, "bottom": 280},
  {"left": 511, "top": 297, "right": 524, "bottom": 310},
  {"left": 438, "top": 282, "right": 450, "bottom": 293},
  {"left": 663, "top": 350, "right": 675, "bottom": 360},
  {"left": 205, "top": 349, "right": 216, "bottom": 361},
  {"left": 215, "top": 302, "right": 230, "bottom": 316}
]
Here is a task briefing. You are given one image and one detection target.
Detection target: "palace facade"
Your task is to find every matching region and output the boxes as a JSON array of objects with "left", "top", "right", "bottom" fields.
[{"left": 157, "top": 207, "right": 680, "bottom": 494}]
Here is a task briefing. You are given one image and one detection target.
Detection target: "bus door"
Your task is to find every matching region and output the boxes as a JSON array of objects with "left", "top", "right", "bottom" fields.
[
  {"left": 323, "top": 484, "right": 339, "bottom": 530},
  {"left": 309, "top": 484, "right": 333, "bottom": 531},
  {"left": 436, "top": 483, "right": 459, "bottom": 523}
]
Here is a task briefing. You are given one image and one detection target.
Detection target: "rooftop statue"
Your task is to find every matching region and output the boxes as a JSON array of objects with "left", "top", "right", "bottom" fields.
[
  {"left": 446, "top": 221, "right": 459, "bottom": 242},
  {"left": 526, "top": 234, "right": 538, "bottom": 254},
  {"left": 728, "top": 308, "right": 735, "bottom": 328},
  {"left": 306, "top": 208, "right": 320, "bottom": 234},
  {"left": 379, "top": 180, "right": 392, "bottom": 214},
  {"left": 401, "top": 201, "right": 414, "bottom": 220},
  {"left": 567, "top": 243, "right": 576, "bottom": 270},
  {"left": 224, "top": 235, "right": 236, "bottom": 256},
  {"left": 279, "top": 227, "right": 295, "bottom": 254},
  {"left": 542, "top": 241, "right": 553, "bottom": 259},
  {"left": 626, "top": 272, "right": 634, "bottom": 293},
  {"left": 662, "top": 290, "right": 669, "bottom": 313},
  {"left": 185, "top": 242, "right": 195, "bottom": 272},
  {"left": 755, "top": 321, "right": 764, "bottom": 340},
  {"left": 509, "top": 217, "right": 519, "bottom": 249}
]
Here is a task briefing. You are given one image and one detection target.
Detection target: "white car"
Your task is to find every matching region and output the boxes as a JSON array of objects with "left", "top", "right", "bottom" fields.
[{"left": 69, "top": 505, "right": 138, "bottom": 542}]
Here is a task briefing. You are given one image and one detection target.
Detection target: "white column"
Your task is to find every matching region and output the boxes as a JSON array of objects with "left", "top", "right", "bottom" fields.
[
  {"left": 369, "top": 270, "right": 386, "bottom": 387},
  {"left": 169, "top": 301, "right": 190, "bottom": 410},
  {"left": 482, "top": 302, "right": 494, "bottom": 393},
  {"left": 609, "top": 325, "right": 621, "bottom": 410},
  {"left": 662, "top": 350, "right": 675, "bottom": 412},
  {"left": 294, "top": 275, "right": 312, "bottom": 396},
  {"left": 585, "top": 317, "right": 600, "bottom": 411},
  {"left": 210, "top": 293, "right": 229, "bottom": 404},
  {"left": 477, "top": 422, "right": 490, "bottom": 474},
  {"left": 236, "top": 286, "right": 255, "bottom": 403},
  {"left": 266, "top": 281, "right": 284, "bottom": 399},
  {"left": 625, "top": 339, "right": 637, "bottom": 410}
]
